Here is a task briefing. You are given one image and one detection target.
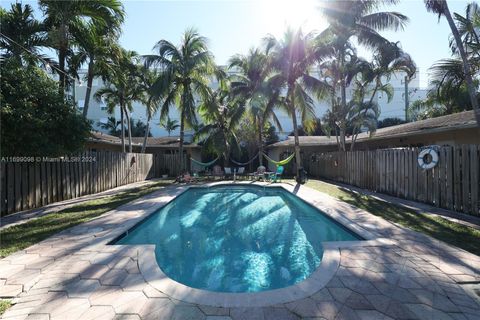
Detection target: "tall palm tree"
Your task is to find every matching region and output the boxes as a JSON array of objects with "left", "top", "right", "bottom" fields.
[
  {"left": 137, "top": 68, "right": 162, "bottom": 153},
  {"left": 229, "top": 47, "right": 283, "bottom": 166},
  {"left": 39, "top": 0, "right": 124, "bottom": 95},
  {"left": 320, "top": 0, "right": 410, "bottom": 149},
  {"left": 69, "top": 21, "right": 121, "bottom": 117},
  {"left": 266, "top": 29, "right": 330, "bottom": 177},
  {"left": 195, "top": 85, "right": 246, "bottom": 165},
  {"left": 94, "top": 49, "right": 141, "bottom": 153},
  {"left": 348, "top": 42, "right": 416, "bottom": 149},
  {"left": 424, "top": 0, "right": 480, "bottom": 124},
  {"left": 0, "top": 3, "right": 48, "bottom": 65},
  {"left": 144, "top": 28, "right": 216, "bottom": 170}
]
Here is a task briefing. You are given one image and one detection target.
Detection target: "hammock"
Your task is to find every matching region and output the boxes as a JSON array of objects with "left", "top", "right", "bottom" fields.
[
  {"left": 262, "top": 152, "right": 295, "bottom": 166},
  {"left": 190, "top": 157, "right": 219, "bottom": 167},
  {"left": 230, "top": 153, "right": 259, "bottom": 166}
]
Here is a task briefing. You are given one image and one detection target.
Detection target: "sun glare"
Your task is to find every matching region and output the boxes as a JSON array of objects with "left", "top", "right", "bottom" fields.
[{"left": 258, "top": 0, "right": 327, "bottom": 37}]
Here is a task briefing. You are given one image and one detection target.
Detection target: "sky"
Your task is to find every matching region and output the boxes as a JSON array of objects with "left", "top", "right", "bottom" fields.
[{"left": 2, "top": 0, "right": 471, "bottom": 88}]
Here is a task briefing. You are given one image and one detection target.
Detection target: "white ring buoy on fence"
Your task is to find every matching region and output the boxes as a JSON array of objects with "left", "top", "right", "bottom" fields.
[{"left": 417, "top": 148, "right": 439, "bottom": 170}]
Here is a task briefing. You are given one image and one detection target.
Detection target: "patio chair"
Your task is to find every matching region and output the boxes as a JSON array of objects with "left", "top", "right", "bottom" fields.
[
  {"left": 253, "top": 165, "right": 266, "bottom": 181},
  {"left": 269, "top": 166, "right": 284, "bottom": 183},
  {"left": 212, "top": 165, "right": 224, "bottom": 180},
  {"left": 224, "top": 167, "right": 233, "bottom": 179}
]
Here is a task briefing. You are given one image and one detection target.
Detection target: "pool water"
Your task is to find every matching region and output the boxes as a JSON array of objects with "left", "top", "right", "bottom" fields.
[{"left": 116, "top": 185, "right": 361, "bottom": 293}]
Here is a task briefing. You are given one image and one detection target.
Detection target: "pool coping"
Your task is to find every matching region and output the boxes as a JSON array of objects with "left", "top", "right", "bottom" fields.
[{"left": 112, "top": 181, "right": 388, "bottom": 307}]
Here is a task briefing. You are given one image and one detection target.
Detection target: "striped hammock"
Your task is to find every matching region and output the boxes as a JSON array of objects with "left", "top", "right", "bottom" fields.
[
  {"left": 191, "top": 157, "right": 219, "bottom": 167},
  {"left": 230, "top": 153, "right": 259, "bottom": 166},
  {"left": 262, "top": 152, "right": 295, "bottom": 166}
]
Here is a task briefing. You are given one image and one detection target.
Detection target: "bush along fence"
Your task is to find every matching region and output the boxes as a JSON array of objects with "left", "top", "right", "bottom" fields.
[
  {"left": 304, "top": 145, "right": 480, "bottom": 216},
  {"left": 0, "top": 151, "right": 156, "bottom": 216}
]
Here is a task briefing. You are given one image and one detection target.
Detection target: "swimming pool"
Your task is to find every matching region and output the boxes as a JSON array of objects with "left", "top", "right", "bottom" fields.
[{"left": 116, "top": 185, "right": 361, "bottom": 293}]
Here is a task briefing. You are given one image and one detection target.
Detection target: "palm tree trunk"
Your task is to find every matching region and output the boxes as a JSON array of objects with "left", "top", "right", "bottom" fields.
[
  {"left": 340, "top": 80, "right": 347, "bottom": 152},
  {"left": 82, "top": 59, "right": 95, "bottom": 117},
  {"left": 258, "top": 122, "right": 264, "bottom": 166},
  {"left": 58, "top": 23, "right": 67, "bottom": 96},
  {"left": 125, "top": 111, "right": 133, "bottom": 153},
  {"left": 120, "top": 106, "right": 125, "bottom": 153},
  {"left": 290, "top": 91, "right": 301, "bottom": 177},
  {"left": 58, "top": 47, "right": 66, "bottom": 96},
  {"left": 142, "top": 114, "right": 151, "bottom": 153},
  {"left": 179, "top": 110, "right": 185, "bottom": 172},
  {"left": 443, "top": 5, "right": 480, "bottom": 125}
]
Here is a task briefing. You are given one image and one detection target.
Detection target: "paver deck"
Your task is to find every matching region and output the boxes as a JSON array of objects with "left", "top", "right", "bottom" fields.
[{"left": 1, "top": 182, "right": 479, "bottom": 320}]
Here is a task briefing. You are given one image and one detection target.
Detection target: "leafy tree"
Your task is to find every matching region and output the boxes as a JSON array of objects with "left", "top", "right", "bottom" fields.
[
  {"left": 160, "top": 117, "right": 180, "bottom": 136},
  {"left": 266, "top": 29, "right": 329, "bottom": 176},
  {"left": 0, "top": 3, "right": 48, "bottom": 65},
  {"left": 377, "top": 117, "right": 406, "bottom": 128},
  {"left": 1, "top": 60, "right": 91, "bottom": 156},
  {"left": 130, "top": 119, "right": 152, "bottom": 137},
  {"left": 39, "top": 0, "right": 124, "bottom": 95},
  {"left": 424, "top": 0, "right": 480, "bottom": 124},
  {"left": 229, "top": 47, "right": 283, "bottom": 166},
  {"left": 144, "top": 28, "right": 216, "bottom": 170}
]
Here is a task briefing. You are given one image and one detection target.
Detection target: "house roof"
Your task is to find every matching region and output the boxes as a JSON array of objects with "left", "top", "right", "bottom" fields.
[
  {"left": 88, "top": 132, "right": 200, "bottom": 148},
  {"left": 268, "top": 110, "right": 478, "bottom": 148}
]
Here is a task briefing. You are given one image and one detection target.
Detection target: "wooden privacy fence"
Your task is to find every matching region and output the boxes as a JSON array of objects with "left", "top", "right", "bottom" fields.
[
  {"left": 152, "top": 153, "right": 188, "bottom": 177},
  {"left": 1, "top": 151, "right": 154, "bottom": 216},
  {"left": 305, "top": 145, "right": 480, "bottom": 216}
]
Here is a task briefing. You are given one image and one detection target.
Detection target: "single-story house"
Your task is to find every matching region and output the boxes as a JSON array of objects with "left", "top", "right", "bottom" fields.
[
  {"left": 266, "top": 110, "right": 479, "bottom": 171},
  {"left": 86, "top": 132, "right": 200, "bottom": 155}
]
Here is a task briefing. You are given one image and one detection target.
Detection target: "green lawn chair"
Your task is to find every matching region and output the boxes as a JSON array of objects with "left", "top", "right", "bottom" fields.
[{"left": 270, "top": 166, "right": 284, "bottom": 183}]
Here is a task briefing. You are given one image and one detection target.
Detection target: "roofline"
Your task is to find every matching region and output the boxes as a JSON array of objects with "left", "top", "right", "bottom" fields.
[
  {"left": 87, "top": 138, "right": 200, "bottom": 148},
  {"left": 267, "top": 122, "right": 477, "bottom": 149}
]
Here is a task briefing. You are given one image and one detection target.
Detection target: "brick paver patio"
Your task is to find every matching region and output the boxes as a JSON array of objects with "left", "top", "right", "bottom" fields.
[{"left": 1, "top": 182, "right": 479, "bottom": 320}]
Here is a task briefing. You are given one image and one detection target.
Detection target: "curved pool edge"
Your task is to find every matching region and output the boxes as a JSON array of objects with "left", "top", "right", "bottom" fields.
[{"left": 138, "top": 245, "right": 341, "bottom": 307}]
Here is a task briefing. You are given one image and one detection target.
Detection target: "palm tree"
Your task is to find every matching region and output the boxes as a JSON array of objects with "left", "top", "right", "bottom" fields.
[
  {"left": 320, "top": 0, "right": 410, "bottom": 150},
  {"left": 349, "top": 42, "right": 416, "bottom": 149},
  {"left": 98, "top": 116, "right": 120, "bottom": 136},
  {"left": 94, "top": 49, "right": 141, "bottom": 153},
  {"left": 266, "top": 29, "right": 330, "bottom": 177},
  {"left": 0, "top": 3, "right": 48, "bottom": 65},
  {"left": 39, "top": 0, "right": 124, "bottom": 95},
  {"left": 161, "top": 117, "right": 180, "bottom": 136},
  {"left": 69, "top": 21, "right": 121, "bottom": 117},
  {"left": 144, "top": 28, "right": 216, "bottom": 170},
  {"left": 195, "top": 85, "right": 246, "bottom": 165},
  {"left": 424, "top": 0, "right": 480, "bottom": 124},
  {"left": 229, "top": 47, "right": 283, "bottom": 166},
  {"left": 137, "top": 68, "right": 162, "bottom": 153}
]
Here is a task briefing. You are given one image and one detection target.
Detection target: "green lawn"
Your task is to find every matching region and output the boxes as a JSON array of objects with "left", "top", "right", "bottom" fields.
[
  {"left": 289, "top": 179, "right": 480, "bottom": 256},
  {"left": 0, "top": 180, "right": 174, "bottom": 258},
  {"left": 0, "top": 300, "right": 11, "bottom": 316}
]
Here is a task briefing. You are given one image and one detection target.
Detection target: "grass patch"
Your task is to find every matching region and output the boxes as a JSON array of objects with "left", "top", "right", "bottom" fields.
[
  {"left": 0, "top": 300, "right": 11, "bottom": 316},
  {"left": 0, "top": 180, "right": 174, "bottom": 258},
  {"left": 289, "top": 179, "right": 480, "bottom": 256}
]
